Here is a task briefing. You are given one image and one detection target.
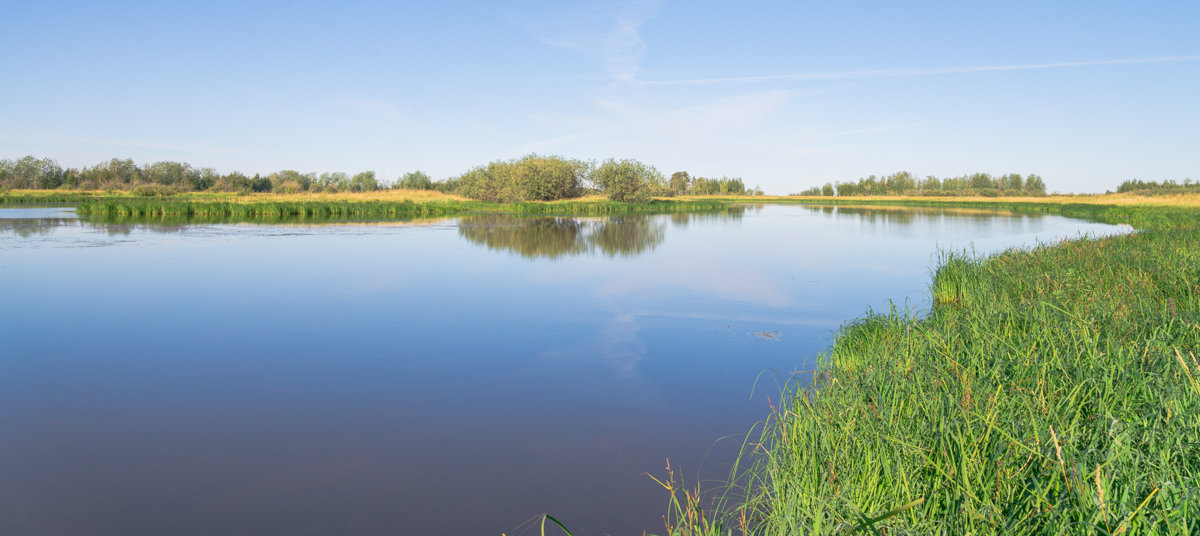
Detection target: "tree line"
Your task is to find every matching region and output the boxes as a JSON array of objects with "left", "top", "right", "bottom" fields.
[
  {"left": 0, "top": 155, "right": 384, "bottom": 194},
  {"left": 1115, "top": 178, "right": 1199, "bottom": 195},
  {"left": 0, "top": 154, "right": 761, "bottom": 203},
  {"left": 792, "top": 171, "right": 1047, "bottom": 197},
  {"left": 667, "top": 172, "right": 753, "bottom": 196}
]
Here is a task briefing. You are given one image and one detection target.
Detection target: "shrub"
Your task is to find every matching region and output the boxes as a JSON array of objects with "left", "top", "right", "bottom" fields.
[
  {"left": 592, "top": 159, "right": 664, "bottom": 203},
  {"left": 457, "top": 154, "right": 587, "bottom": 202},
  {"left": 396, "top": 171, "right": 434, "bottom": 190}
]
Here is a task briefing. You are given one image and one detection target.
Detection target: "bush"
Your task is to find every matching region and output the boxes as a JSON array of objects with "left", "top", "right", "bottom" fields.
[
  {"left": 276, "top": 181, "right": 303, "bottom": 194},
  {"left": 457, "top": 154, "right": 587, "bottom": 202},
  {"left": 592, "top": 159, "right": 664, "bottom": 203},
  {"left": 396, "top": 171, "right": 433, "bottom": 190}
]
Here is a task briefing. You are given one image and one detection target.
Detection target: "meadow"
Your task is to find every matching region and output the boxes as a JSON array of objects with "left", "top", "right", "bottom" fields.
[{"left": 656, "top": 197, "right": 1200, "bottom": 534}]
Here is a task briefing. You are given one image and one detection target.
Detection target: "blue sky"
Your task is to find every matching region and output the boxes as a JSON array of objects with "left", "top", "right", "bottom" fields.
[{"left": 2, "top": 1, "right": 1197, "bottom": 193}]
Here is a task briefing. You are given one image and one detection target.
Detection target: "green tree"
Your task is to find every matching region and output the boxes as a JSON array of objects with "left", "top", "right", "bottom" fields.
[
  {"left": 1025, "top": 174, "right": 1046, "bottom": 195},
  {"left": 669, "top": 171, "right": 690, "bottom": 195},
  {"left": 397, "top": 170, "right": 433, "bottom": 190},
  {"left": 349, "top": 171, "right": 379, "bottom": 192},
  {"left": 592, "top": 158, "right": 663, "bottom": 202},
  {"left": 921, "top": 176, "right": 942, "bottom": 194},
  {"left": 250, "top": 174, "right": 272, "bottom": 192},
  {"left": 457, "top": 154, "right": 586, "bottom": 202},
  {"left": 821, "top": 182, "right": 835, "bottom": 196},
  {"left": 885, "top": 171, "right": 915, "bottom": 194},
  {"left": 144, "top": 161, "right": 198, "bottom": 188},
  {"left": 7, "top": 156, "right": 64, "bottom": 189},
  {"left": 969, "top": 173, "right": 995, "bottom": 190}
]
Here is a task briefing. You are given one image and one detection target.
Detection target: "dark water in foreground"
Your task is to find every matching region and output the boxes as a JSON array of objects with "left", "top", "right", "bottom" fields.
[{"left": 0, "top": 205, "right": 1128, "bottom": 535}]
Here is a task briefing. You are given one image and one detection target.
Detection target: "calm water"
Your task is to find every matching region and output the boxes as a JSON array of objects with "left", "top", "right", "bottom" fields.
[{"left": 0, "top": 205, "right": 1128, "bottom": 535}]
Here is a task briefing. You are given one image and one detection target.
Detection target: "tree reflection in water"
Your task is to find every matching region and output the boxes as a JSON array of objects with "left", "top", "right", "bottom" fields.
[
  {"left": 457, "top": 208, "right": 746, "bottom": 258},
  {"left": 457, "top": 215, "right": 664, "bottom": 258}
]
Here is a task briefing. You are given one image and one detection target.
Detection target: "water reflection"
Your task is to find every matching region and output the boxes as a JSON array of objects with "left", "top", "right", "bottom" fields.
[
  {"left": 0, "top": 218, "right": 72, "bottom": 237},
  {"left": 799, "top": 204, "right": 1043, "bottom": 224},
  {"left": 456, "top": 209, "right": 747, "bottom": 259},
  {"left": 457, "top": 215, "right": 668, "bottom": 258},
  {"left": 667, "top": 205, "right": 747, "bottom": 227}
]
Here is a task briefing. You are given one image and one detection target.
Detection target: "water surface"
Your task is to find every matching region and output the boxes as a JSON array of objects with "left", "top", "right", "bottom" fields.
[{"left": 0, "top": 204, "right": 1128, "bottom": 535}]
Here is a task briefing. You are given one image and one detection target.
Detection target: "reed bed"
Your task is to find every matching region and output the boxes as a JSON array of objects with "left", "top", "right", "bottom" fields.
[
  {"left": 659, "top": 205, "right": 1200, "bottom": 535},
  {"left": 71, "top": 196, "right": 731, "bottom": 219}
]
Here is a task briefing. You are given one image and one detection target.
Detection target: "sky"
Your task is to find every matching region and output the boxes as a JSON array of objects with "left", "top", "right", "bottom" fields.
[{"left": 2, "top": 1, "right": 1197, "bottom": 194}]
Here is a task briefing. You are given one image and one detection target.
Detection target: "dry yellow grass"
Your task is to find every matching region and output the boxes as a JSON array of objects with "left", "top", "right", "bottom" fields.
[{"left": 222, "top": 189, "right": 470, "bottom": 203}]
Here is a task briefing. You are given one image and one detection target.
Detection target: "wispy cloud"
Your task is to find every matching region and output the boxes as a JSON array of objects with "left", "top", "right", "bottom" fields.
[
  {"left": 520, "top": 0, "right": 663, "bottom": 83},
  {"left": 638, "top": 55, "right": 1200, "bottom": 86}
]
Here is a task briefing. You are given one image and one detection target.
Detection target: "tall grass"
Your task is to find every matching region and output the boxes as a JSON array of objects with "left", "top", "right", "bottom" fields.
[{"left": 659, "top": 205, "right": 1200, "bottom": 534}]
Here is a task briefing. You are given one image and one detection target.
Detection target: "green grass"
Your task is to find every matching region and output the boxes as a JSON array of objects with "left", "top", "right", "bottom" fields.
[{"left": 657, "top": 203, "right": 1200, "bottom": 535}]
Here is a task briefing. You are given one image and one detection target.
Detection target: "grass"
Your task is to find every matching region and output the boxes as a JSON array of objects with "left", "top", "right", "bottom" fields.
[{"left": 656, "top": 200, "right": 1200, "bottom": 535}]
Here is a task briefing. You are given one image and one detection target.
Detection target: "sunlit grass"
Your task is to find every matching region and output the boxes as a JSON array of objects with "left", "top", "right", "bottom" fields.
[{"left": 656, "top": 203, "right": 1200, "bottom": 535}]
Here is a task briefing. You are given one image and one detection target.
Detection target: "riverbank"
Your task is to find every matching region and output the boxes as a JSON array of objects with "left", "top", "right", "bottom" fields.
[{"left": 660, "top": 199, "right": 1200, "bottom": 535}]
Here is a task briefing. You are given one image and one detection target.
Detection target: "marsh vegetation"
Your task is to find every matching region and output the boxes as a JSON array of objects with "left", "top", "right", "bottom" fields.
[{"left": 658, "top": 200, "right": 1200, "bottom": 535}]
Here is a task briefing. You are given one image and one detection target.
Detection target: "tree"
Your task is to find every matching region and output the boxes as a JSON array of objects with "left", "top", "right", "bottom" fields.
[
  {"left": 723, "top": 177, "right": 745, "bottom": 195},
  {"left": 1025, "top": 174, "right": 1046, "bottom": 195},
  {"left": 592, "top": 158, "right": 663, "bottom": 202},
  {"left": 8, "top": 156, "right": 64, "bottom": 189},
  {"left": 821, "top": 182, "right": 835, "bottom": 196},
  {"left": 669, "top": 171, "right": 690, "bottom": 195},
  {"left": 144, "top": 161, "right": 198, "bottom": 188},
  {"left": 397, "top": 170, "right": 433, "bottom": 190},
  {"left": 317, "top": 172, "right": 350, "bottom": 192},
  {"left": 921, "top": 176, "right": 942, "bottom": 194},
  {"left": 969, "top": 173, "right": 995, "bottom": 190},
  {"left": 349, "top": 171, "right": 379, "bottom": 192},
  {"left": 250, "top": 174, "right": 272, "bottom": 192},
  {"left": 1000, "top": 173, "right": 1024, "bottom": 192},
  {"left": 457, "top": 154, "right": 586, "bottom": 202},
  {"left": 885, "top": 171, "right": 915, "bottom": 194}
]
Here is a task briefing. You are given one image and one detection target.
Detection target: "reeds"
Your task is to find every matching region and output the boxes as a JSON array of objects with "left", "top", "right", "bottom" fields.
[
  {"left": 72, "top": 197, "right": 730, "bottom": 219},
  {"left": 660, "top": 206, "right": 1200, "bottom": 534}
]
